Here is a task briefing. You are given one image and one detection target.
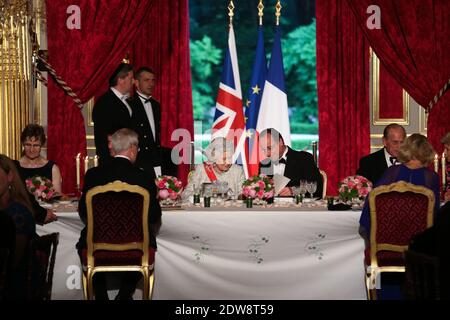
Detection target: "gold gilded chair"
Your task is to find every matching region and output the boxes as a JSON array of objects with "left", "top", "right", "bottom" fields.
[
  {"left": 365, "top": 181, "right": 434, "bottom": 300},
  {"left": 319, "top": 169, "right": 327, "bottom": 199},
  {"left": 82, "top": 181, "right": 154, "bottom": 300}
]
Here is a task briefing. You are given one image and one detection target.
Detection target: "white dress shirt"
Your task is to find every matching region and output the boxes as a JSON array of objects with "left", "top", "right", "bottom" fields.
[
  {"left": 273, "top": 148, "right": 289, "bottom": 176},
  {"left": 110, "top": 87, "right": 132, "bottom": 116},
  {"left": 384, "top": 148, "right": 399, "bottom": 167},
  {"left": 137, "top": 91, "right": 156, "bottom": 141}
]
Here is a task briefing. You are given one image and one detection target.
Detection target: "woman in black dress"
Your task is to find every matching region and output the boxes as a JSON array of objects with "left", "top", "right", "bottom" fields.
[{"left": 15, "top": 124, "right": 62, "bottom": 194}]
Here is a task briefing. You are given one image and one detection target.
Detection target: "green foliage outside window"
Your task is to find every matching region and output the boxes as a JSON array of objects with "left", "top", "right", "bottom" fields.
[
  {"left": 190, "top": 36, "right": 222, "bottom": 122},
  {"left": 189, "top": 1, "right": 318, "bottom": 153}
]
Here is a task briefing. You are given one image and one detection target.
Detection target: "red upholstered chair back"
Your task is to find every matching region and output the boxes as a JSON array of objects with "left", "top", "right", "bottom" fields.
[
  {"left": 368, "top": 181, "right": 435, "bottom": 268},
  {"left": 374, "top": 192, "right": 429, "bottom": 246},
  {"left": 85, "top": 181, "right": 151, "bottom": 268},
  {"left": 91, "top": 191, "right": 144, "bottom": 244}
]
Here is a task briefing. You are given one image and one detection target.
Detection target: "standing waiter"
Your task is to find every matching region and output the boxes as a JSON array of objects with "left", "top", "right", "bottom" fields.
[{"left": 129, "top": 67, "right": 177, "bottom": 178}]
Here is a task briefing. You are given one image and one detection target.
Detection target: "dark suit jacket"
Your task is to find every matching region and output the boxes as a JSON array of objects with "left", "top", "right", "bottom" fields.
[
  {"left": 129, "top": 94, "right": 177, "bottom": 177},
  {"left": 259, "top": 147, "right": 323, "bottom": 199},
  {"left": 356, "top": 148, "right": 388, "bottom": 185},
  {"left": 93, "top": 89, "right": 132, "bottom": 165},
  {"left": 77, "top": 157, "right": 162, "bottom": 250}
]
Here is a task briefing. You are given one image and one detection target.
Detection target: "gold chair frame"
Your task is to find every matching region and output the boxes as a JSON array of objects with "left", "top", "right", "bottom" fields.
[
  {"left": 365, "top": 181, "right": 435, "bottom": 300},
  {"left": 319, "top": 169, "right": 327, "bottom": 199},
  {"left": 82, "top": 180, "right": 154, "bottom": 300}
]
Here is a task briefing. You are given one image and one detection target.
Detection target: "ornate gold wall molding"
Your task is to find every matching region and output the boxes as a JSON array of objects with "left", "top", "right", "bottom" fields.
[
  {"left": 0, "top": 0, "right": 45, "bottom": 159},
  {"left": 371, "top": 49, "right": 410, "bottom": 125},
  {"left": 1, "top": 3, "right": 32, "bottom": 158}
]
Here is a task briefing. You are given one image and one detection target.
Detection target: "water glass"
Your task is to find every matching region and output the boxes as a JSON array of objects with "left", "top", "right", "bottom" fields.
[
  {"left": 204, "top": 196, "right": 211, "bottom": 207},
  {"left": 193, "top": 184, "right": 201, "bottom": 204},
  {"left": 327, "top": 196, "right": 334, "bottom": 206}
]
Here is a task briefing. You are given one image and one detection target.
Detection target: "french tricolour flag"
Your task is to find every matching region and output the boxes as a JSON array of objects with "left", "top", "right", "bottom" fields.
[
  {"left": 256, "top": 26, "right": 291, "bottom": 146},
  {"left": 211, "top": 24, "right": 248, "bottom": 177}
]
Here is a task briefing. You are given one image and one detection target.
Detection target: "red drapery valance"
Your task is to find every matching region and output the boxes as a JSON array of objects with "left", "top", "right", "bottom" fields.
[
  {"left": 46, "top": 0, "right": 193, "bottom": 193},
  {"left": 347, "top": 0, "right": 450, "bottom": 152},
  {"left": 316, "top": 0, "right": 370, "bottom": 195}
]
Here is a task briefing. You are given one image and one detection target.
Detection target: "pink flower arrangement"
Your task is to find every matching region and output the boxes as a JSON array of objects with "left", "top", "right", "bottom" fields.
[
  {"left": 25, "top": 175, "right": 57, "bottom": 201},
  {"left": 338, "top": 175, "right": 372, "bottom": 201},
  {"left": 155, "top": 175, "right": 183, "bottom": 201},
  {"left": 242, "top": 175, "right": 274, "bottom": 200}
]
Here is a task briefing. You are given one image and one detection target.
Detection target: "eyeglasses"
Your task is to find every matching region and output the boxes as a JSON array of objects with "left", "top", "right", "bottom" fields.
[{"left": 24, "top": 143, "right": 41, "bottom": 148}]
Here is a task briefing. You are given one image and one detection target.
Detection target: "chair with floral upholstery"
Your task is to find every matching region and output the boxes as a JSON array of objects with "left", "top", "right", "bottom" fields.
[
  {"left": 365, "top": 181, "right": 435, "bottom": 300},
  {"left": 81, "top": 180, "right": 154, "bottom": 300}
]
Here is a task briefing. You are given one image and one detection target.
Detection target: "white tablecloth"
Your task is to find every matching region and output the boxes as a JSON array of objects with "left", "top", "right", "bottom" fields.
[{"left": 37, "top": 208, "right": 366, "bottom": 300}]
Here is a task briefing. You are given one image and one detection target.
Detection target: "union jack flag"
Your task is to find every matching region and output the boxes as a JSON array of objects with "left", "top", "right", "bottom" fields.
[{"left": 212, "top": 24, "right": 248, "bottom": 177}]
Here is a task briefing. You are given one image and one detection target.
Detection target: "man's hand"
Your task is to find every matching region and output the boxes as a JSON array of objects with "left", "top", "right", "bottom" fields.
[
  {"left": 278, "top": 187, "right": 292, "bottom": 197},
  {"left": 44, "top": 209, "right": 58, "bottom": 224}
]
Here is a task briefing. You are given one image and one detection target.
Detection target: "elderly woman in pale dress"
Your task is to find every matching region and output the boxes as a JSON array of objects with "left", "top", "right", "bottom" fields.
[{"left": 182, "top": 138, "right": 245, "bottom": 200}]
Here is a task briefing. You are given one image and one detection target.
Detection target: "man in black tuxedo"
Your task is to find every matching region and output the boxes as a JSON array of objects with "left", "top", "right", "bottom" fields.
[
  {"left": 356, "top": 123, "right": 406, "bottom": 185},
  {"left": 77, "top": 128, "right": 162, "bottom": 300},
  {"left": 258, "top": 128, "right": 323, "bottom": 198},
  {"left": 93, "top": 63, "right": 134, "bottom": 166},
  {"left": 129, "top": 67, "right": 177, "bottom": 178}
]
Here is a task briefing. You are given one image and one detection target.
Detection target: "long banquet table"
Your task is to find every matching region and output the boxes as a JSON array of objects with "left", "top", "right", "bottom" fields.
[{"left": 36, "top": 203, "right": 367, "bottom": 300}]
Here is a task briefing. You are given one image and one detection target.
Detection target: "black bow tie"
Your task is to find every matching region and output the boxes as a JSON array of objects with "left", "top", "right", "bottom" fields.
[
  {"left": 275, "top": 158, "right": 287, "bottom": 165},
  {"left": 138, "top": 94, "right": 152, "bottom": 104},
  {"left": 389, "top": 156, "right": 397, "bottom": 165}
]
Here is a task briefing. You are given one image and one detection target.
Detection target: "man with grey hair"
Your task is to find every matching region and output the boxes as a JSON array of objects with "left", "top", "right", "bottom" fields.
[
  {"left": 77, "top": 128, "right": 161, "bottom": 300},
  {"left": 182, "top": 137, "right": 244, "bottom": 199},
  {"left": 356, "top": 123, "right": 406, "bottom": 185}
]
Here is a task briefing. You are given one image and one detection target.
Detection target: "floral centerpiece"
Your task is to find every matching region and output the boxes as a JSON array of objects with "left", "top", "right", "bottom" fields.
[
  {"left": 242, "top": 175, "right": 274, "bottom": 205},
  {"left": 155, "top": 175, "right": 183, "bottom": 205},
  {"left": 338, "top": 175, "right": 372, "bottom": 203},
  {"left": 25, "top": 175, "right": 57, "bottom": 202}
]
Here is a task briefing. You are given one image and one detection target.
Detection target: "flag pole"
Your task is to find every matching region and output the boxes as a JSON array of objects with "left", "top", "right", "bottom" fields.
[
  {"left": 275, "top": 0, "right": 282, "bottom": 26},
  {"left": 228, "top": 0, "right": 235, "bottom": 27},
  {"left": 258, "top": 0, "right": 264, "bottom": 26}
]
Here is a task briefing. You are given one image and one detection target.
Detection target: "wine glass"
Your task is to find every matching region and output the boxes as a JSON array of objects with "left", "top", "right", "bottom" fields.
[
  {"left": 310, "top": 181, "right": 318, "bottom": 200},
  {"left": 227, "top": 188, "right": 236, "bottom": 201},
  {"left": 305, "top": 181, "right": 313, "bottom": 199},
  {"left": 192, "top": 184, "right": 201, "bottom": 204},
  {"left": 300, "top": 180, "right": 307, "bottom": 199}
]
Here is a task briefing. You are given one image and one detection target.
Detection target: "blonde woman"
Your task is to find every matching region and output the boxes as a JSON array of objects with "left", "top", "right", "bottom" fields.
[{"left": 360, "top": 133, "right": 440, "bottom": 237}]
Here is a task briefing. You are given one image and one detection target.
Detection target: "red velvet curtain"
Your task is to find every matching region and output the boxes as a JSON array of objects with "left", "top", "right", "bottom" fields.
[
  {"left": 347, "top": 0, "right": 450, "bottom": 153},
  {"left": 46, "top": 0, "right": 154, "bottom": 193},
  {"left": 316, "top": 0, "right": 370, "bottom": 196},
  {"left": 130, "top": 0, "right": 193, "bottom": 185}
]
